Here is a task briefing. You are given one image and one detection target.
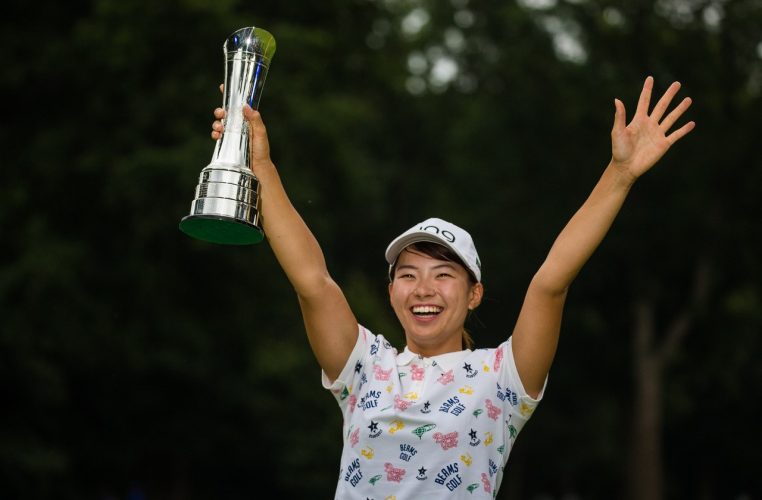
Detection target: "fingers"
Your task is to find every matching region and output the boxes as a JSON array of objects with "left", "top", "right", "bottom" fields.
[
  {"left": 650, "top": 81, "right": 681, "bottom": 122},
  {"left": 666, "top": 120, "right": 696, "bottom": 145},
  {"left": 660, "top": 96, "right": 692, "bottom": 131},
  {"left": 635, "top": 77, "right": 694, "bottom": 135},
  {"left": 647, "top": 78, "right": 694, "bottom": 139},
  {"left": 210, "top": 105, "right": 270, "bottom": 151},
  {"left": 211, "top": 107, "right": 225, "bottom": 140},
  {"left": 634, "top": 75, "right": 654, "bottom": 118},
  {"left": 210, "top": 105, "right": 228, "bottom": 140}
]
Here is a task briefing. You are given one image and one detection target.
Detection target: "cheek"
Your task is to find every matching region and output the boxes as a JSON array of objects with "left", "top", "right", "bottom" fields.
[
  {"left": 389, "top": 292, "right": 410, "bottom": 324},
  {"left": 388, "top": 284, "right": 406, "bottom": 309},
  {"left": 448, "top": 287, "right": 473, "bottom": 316},
  {"left": 447, "top": 283, "right": 471, "bottom": 301}
]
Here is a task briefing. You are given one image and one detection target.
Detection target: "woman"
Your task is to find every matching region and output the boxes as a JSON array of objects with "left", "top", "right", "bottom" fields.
[{"left": 211, "top": 76, "right": 694, "bottom": 498}]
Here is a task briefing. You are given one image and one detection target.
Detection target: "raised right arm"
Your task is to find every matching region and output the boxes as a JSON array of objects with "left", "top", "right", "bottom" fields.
[{"left": 216, "top": 105, "right": 358, "bottom": 381}]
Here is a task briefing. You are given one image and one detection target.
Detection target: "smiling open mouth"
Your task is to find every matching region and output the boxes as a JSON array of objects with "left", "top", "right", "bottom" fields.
[{"left": 411, "top": 305, "right": 443, "bottom": 317}]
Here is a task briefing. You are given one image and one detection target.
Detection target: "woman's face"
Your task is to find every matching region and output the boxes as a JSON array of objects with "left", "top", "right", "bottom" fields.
[{"left": 388, "top": 247, "right": 483, "bottom": 354}]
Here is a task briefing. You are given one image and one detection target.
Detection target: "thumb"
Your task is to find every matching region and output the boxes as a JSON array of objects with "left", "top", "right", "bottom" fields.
[
  {"left": 612, "top": 98, "right": 626, "bottom": 135},
  {"left": 244, "top": 104, "right": 271, "bottom": 164},
  {"left": 243, "top": 103, "right": 259, "bottom": 121}
]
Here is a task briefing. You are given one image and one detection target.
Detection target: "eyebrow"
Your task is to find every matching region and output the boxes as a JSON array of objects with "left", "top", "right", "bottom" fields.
[{"left": 395, "top": 263, "right": 458, "bottom": 273}]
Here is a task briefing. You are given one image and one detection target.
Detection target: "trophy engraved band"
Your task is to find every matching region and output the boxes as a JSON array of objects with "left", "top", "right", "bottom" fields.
[{"left": 179, "top": 26, "right": 276, "bottom": 245}]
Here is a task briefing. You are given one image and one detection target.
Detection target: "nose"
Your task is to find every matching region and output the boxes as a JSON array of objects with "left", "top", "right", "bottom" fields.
[{"left": 414, "top": 281, "right": 435, "bottom": 298}]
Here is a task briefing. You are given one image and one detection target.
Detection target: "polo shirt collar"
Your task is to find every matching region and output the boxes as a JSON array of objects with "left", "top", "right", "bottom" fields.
[
  {"left": 396, "top": 346, "right": 473, "bottom": 372},
  {"left": 396, "top": 347, "right": 418, "bottom": 367}
]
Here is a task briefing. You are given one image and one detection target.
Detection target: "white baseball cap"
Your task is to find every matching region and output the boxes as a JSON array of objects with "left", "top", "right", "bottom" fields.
[{"left": 385, "top": 217, "right": 482, "bottom": 282}]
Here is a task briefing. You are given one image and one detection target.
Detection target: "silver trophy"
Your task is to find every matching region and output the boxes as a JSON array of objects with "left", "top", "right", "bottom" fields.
[{"left": 180, "top": 27, "right": 276, "bottom": 245}]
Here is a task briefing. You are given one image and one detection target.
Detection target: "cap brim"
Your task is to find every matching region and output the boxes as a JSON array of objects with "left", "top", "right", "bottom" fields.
[{"left": 387, "top": 232, "right": 458, "bottom": 265}]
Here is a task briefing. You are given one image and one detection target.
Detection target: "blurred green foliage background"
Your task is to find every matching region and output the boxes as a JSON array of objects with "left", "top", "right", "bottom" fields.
[{"left": 1, "top": 0, "right": 760, "bottom": 498}]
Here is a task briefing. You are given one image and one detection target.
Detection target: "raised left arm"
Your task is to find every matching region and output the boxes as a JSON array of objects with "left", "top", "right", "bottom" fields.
[{"left": 511, "top": 76, "right": 695, "bottom": 397}]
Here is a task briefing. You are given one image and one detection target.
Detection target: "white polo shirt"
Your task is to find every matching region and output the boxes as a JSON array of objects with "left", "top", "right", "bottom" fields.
[{"left": 323, "top": 325, "right": 544, "bottom": 499}]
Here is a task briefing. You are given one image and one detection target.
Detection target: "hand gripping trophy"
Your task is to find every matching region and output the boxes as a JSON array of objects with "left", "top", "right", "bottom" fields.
[{"left": 180, "top": 27, "right": 276, "bottom": 244}]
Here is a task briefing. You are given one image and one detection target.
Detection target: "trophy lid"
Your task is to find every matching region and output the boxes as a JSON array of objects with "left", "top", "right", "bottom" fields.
[{"left": 225, "top": 26, "right": 276, "bottom": 65}]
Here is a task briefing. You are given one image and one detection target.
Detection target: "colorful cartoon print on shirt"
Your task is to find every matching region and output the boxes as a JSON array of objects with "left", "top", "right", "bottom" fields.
[
  {"left": 412, "top": 423, "right": 436, "bottom": 439},
  {"left": 384, "top": 463, "right": 406, "bottom": 483},
  {"left": 394, "top": 394, "right": 413, "bottom": 411},
  {"left": 485, "top": 399, "right": 502, "bottom": 420},
  {"left": 493, "top": 347, "right": 504, "bottom": 371},
  {"left": 437, "top": 369, "right": 455, "bottom": 385},
  {"left": 433, "top": 431, "right": 459, "bottom": 450},
  {"left": 410, "top": 364, "right": 425, "bottom": 380},
  {"left": 374, "top": 364, "right": 392, "bottom": 380},
  {"left": 481, "top": 472, "right": 492, "bottom": 493}
]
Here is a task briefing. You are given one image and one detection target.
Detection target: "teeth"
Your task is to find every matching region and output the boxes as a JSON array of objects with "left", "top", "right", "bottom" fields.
[{"left": 412, "top": 306, "right": 443, "bottom": 314}]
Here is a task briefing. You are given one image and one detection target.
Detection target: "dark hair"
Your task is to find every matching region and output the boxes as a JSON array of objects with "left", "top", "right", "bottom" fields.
[{"left": 389, "top": 242, "right": 478, "bottom": 350}]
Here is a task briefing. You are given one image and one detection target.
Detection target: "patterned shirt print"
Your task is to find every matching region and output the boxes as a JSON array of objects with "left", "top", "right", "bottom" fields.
[{"left": 322, "top": 326, "right": 545, "bottom": 499}]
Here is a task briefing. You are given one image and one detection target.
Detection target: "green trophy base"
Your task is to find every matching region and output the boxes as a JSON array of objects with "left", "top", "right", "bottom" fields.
[{"left": 179, "top": 215, "right": 264, "bottom": 245}]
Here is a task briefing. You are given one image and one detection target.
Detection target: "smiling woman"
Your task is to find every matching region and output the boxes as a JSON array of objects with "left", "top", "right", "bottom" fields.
[
  {"left": 210, "top": 75, "right": 695, "bottom": 498},
  {"left": 387, "top": 232, "right": 483, "bottom": 353}
]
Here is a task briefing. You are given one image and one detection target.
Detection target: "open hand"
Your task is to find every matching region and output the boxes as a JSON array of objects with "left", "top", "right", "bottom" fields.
[{"left": 611, "top": 76, "right": 695, "bottom": 182}]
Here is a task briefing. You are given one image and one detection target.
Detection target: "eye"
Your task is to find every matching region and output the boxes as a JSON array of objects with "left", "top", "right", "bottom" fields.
[
  {"left": 397, "top": 273, "right": 415, "bottom": 280},
  {"left": 437, "top": 272, "right": 454, "bottom": 279}
]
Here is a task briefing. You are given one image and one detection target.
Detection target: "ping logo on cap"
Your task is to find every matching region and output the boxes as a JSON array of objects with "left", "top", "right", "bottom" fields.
[{"left": 419, "top": 224, "right": 456, "bottom": 243}]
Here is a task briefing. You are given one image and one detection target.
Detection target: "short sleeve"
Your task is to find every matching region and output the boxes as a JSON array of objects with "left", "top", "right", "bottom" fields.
[
  {"left": 321, "top": 325, "right": 374, "bottom": 412},
  {"left": 495, "top": 337, "right": 547, "bottom": 428}
]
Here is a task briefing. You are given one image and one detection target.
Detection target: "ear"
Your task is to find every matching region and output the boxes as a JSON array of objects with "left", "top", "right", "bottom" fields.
[{"left": 468, "top": 282, "right": 484, "bottom": 310}]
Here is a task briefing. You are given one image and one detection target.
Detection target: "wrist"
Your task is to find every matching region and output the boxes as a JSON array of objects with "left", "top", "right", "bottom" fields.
[
  {"left": 607, "top": 159, "right": 638, "bottom": 189},
  {"left": 251, "top": 159, "right": 277, "bottom": 181}
]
